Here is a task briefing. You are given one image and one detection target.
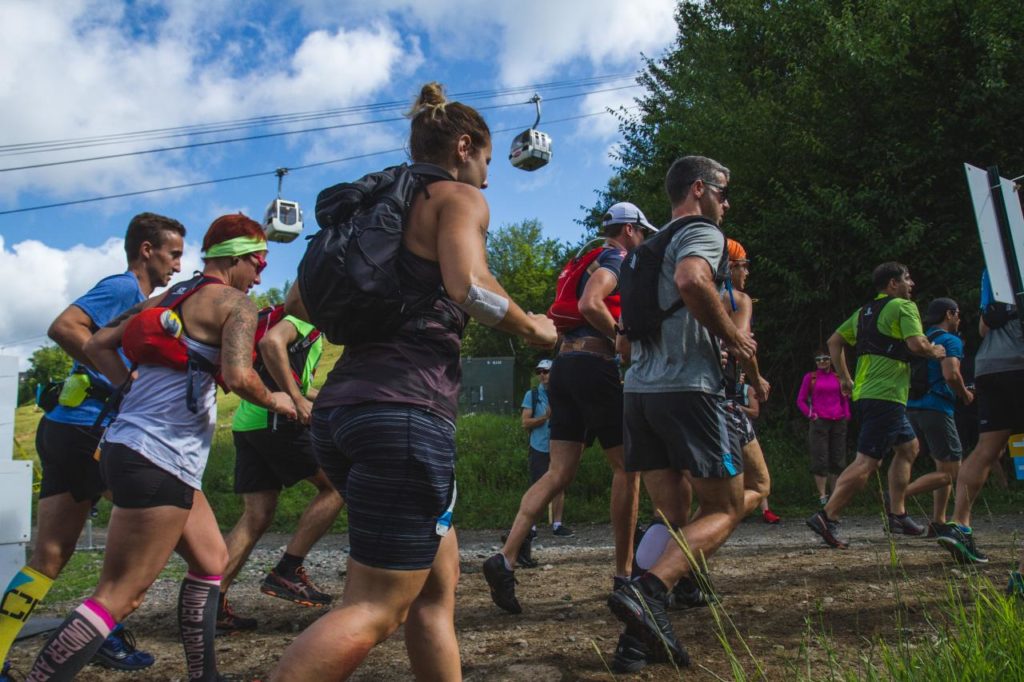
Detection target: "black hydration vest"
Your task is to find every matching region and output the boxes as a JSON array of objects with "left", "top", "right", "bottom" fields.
[{"left": 855, "top": 296, "right": 912, "bottom": 362}]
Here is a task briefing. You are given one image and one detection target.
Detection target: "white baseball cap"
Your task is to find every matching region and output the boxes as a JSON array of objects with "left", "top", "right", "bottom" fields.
[
  {"left": 535, "top": 359, "right": 553, "bottom": 371},
  {"left": 602, "top": 202, "right": 657, "bottom": 232}
]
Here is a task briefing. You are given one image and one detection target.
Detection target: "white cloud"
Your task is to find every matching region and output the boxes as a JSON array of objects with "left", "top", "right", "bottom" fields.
[
  {"left": 0, "top": 2, "right": 417, "bottom": 201},
  {"left": 0, "top": 234, "right": 203, "bottom": 367}
]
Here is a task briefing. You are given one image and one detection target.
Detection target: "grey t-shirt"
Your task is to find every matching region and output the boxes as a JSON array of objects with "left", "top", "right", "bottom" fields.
[
  {"left": 975, "top": 318, "right": 1024, "bottom": 377},
  {"left": 624, "top": 220, "right": 727, "bottom": 394}
]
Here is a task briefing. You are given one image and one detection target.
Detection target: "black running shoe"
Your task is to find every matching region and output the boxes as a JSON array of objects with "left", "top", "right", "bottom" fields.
[
  {"left": 261, "top": 566, "right": 332, "bottom": 607},
  {"left": 500, "top": 530, "right": 539, "bottom": 569},
  {"left": 607, "top": 582, "right": 689, "bottom": 667},
  {"left": 1007, "top": 571, "right": 1024, "bottom": 598},
  {"left": 611, "top": 629, "right": 649, "bottom": 673},
  {"left": 552, "top": 525, "right": 575, "bottom": 537},
  {"left": 216, "top": 595, "right": 258, "bottom": 633},
  {"left": 668, "top": 574, "right": 719, "bottom": 610},
  {"left": 91, "top": 625, "right": 155, "bottom": 671},
  {"left": 483, "top": 554, "right": 522, "bottom": 614},
  {"left": 936, "top": 523, "right": 990, "bottom": 564},
  {"left": 884, "top": 513, "right": 925, "bottom": 537},
  {"left": 806, "top": 510, "right": 849, "bottom": 549}
]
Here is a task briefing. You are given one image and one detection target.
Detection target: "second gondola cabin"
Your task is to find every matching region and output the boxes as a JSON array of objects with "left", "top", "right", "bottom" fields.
[{"left": 263, "top": 198, "right": 303, "bottom": 243}]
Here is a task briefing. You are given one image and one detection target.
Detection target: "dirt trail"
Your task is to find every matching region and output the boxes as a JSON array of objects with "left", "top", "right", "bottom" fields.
[{"left": 8, "top": 513, "right": 1023, "bottom": 680}]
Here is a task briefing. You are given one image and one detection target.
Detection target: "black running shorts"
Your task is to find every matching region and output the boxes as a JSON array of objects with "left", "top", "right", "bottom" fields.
[
  {"left": 527, "top": 447, "right": 550, "bottom": 484},
  {"left": 855, "top": 399, "right": 916, "bottom": 459},
  {"left": 311, "top": 404, "right": 455, "bottom": 571},
  {"left": 547, "top": 353, "right": 623, "bottom": 448},
  {"left": 35, "top": 417, "right": 104, "bottom": 503},
  {"left": 976, "top": 369, "right": 1024, "bottom": 434},
  {"left": 100, "top": 441, "right": 195, "bottom": 510},
  {"left": 232, "top": 427, "right": 319, "bottom": 493},
  {"left": 624, "top": 391, "right": 743, "bottom": 478}
]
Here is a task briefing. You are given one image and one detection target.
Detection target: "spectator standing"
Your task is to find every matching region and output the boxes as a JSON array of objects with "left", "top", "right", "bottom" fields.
[{"left": 797, "top": 350, "right": 851, "bottom": 506}]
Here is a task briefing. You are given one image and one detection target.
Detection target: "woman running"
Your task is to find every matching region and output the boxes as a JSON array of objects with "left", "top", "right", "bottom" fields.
[
  {"left": 25, "top": 214, "right": 297, "bottom": 682},
  {"left": 270, "top": 82, "right": 556, "bottom": 681}
]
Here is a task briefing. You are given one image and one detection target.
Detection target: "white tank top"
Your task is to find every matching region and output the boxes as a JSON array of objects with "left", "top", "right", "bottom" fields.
[{"left": 103, "top": 336, "right": 221, "bottom": 489}]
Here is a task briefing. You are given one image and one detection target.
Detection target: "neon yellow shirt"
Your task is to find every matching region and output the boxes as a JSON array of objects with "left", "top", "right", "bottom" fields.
[
  {"left": 233, "top": 316, "right": 322, "bottom": 432},
  {"left": 836, "top": 294, "right": 923, "bottom": 404}
]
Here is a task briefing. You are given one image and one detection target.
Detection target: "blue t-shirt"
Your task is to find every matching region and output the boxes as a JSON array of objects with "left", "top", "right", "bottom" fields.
[
  {"left": 906, "top": 327, "right": 963, "bottom": 416},
  {"left": 564, "top": 246, "right": 624, "bottom": 341},
  {"left": 47, "top": 272, "right": 145, "bottom": 427},
  {"left": 520, "top": 383, "right": 550, "bottom": 453}
]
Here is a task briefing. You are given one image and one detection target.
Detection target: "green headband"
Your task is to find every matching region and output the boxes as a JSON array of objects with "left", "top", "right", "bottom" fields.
[{"left": 203, "top": 235, "right": 267, "bottom": 259}]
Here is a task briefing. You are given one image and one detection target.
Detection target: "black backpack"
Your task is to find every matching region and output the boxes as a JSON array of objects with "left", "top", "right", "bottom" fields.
[
  {"left": 618, "top": 215, "right": 727, "bottom": 342},
  {"left": 297, "top": 162, "right": 455, "bottom": 345},
  {"left": 908, "top": 329, "right": 946, "bottom": 400},
  {"left": 855, "top": 296, "right": 914, "bottom": 363},
  {"left": 982, "top": 301, "right": 1015, "bottom": 330}
]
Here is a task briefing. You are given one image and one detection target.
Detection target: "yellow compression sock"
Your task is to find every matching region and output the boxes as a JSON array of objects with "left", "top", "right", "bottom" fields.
[{"left": 0, "top": 566, "right": 53, "bottom": 662}]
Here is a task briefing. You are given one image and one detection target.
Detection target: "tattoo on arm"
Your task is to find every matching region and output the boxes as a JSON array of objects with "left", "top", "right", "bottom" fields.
[{"left": 222, "top": 295, "right": 257, "bottom": 369}]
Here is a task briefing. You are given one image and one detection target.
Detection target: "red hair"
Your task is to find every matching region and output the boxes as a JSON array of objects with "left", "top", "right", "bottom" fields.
[{"left": 202, "top": 213, "right": 264, "bottom": 252}]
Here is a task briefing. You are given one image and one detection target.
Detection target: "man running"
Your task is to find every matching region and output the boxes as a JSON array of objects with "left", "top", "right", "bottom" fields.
[
  {"left": 607, "top": 156, "right": 761, "bottom": 667},
  {"left": 217, "top": 311, "right": 344, "bottom": 631},
  {"left": 904, "top": 298, "right": 974, "bottom": 535},
  {"left": 0, "top": 213, "right": 184, "bottom": 676},
  {"left": 483, "top": 202, "right": 653, "bottom": 614},
  {"left": 807, "top": 262, "right": 945, "bottom": 548},
  {"left": 937, "top": 270, "right": 1024, "bottom": 570}
]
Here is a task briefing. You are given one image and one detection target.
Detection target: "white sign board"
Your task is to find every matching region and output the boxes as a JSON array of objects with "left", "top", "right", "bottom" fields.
[{"left": 964, "top": 163, "right": 1024, "bottom": 304}]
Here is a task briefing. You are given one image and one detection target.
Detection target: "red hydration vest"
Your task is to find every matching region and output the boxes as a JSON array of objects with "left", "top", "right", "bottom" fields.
[{"left": 547, "top": 246, "right": 622, "bottom": 333}]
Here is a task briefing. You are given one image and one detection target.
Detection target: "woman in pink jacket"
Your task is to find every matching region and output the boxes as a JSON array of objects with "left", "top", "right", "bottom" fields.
[{"left": 797, "top": 349, "right": 851, "bottom": 506}]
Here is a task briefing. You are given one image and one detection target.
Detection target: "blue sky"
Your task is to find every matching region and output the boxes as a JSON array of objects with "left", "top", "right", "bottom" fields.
[{"left": 0, "top": 0, "right": 679, "bottom": 364}]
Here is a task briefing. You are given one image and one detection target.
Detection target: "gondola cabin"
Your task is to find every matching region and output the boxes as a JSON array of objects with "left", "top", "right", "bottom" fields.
[
  {"left": 509, "top": 128, "right": 552, "bottom": 171},
  {"left": 263, "top": 198, "right": 303, "bottom": 243}
]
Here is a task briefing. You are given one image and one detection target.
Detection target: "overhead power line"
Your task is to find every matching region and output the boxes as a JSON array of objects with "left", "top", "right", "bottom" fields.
[
  {"left": 0, "top": 108, "right": 635, "bottom": 217},
  {"left": 0, "top": 74, "right": 636, "bottom": 157},
  {"left": 0, "top": 85, "right": 639, "bottom": 173}
]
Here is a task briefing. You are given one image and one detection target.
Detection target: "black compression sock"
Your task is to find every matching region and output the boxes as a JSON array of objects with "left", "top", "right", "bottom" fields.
[
  {"left": 28, "top": 601, "right": 113, "bottom": 681},
  {"left": 275, "top": 552, "right": 304, "bottom": 577},
  {"left": 178, "top": 573, "right": 220, "bottom": 682},
  {"left": 638, "top": 572, "right": 669, "bottom": 598}
]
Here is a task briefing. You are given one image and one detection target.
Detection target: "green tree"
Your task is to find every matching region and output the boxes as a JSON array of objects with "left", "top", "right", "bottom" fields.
[
  {"left": 461, "top": 219, "right": 569, "bottom": 392},
  {"left": 600, "top": 0, "right": 1024, "bottom": 416},
  {"left": 22, "top": 344, "right": 73, "bottom": 403},
  {"left": 250, "top": 279, "right": 289, "bottom": 309}
]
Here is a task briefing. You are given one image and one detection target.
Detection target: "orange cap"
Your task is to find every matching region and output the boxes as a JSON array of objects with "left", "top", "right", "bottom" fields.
[{"left": 727, "top": 238, "right": 748, "bottom": 262}]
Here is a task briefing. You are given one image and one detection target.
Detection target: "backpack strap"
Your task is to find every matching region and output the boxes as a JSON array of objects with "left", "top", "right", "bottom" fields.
[{"left": 531, "top": 386, "right": 539, "bottom": 415}]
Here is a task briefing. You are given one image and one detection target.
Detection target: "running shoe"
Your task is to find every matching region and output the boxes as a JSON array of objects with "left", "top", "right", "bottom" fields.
[
  {"left": 668, "top": 573, "right": 720, "bottom": 610},
  {"left": 818, "top": 495, "right": 829, "bottom": 508},
  {"left": 926, "top": 521, "right": 946, "bottom": 538},
  {"left": 500, "top": 529, "right": 539, "bottom": 569},
  {"left": 216, "top": 595, "right": 258, "bottom": 632},
  {"left": 1006, "top": 571, "right": 1024, "bottom": 598},
  {"left": 91, "top": 624, "right": 155, "bottom": 671},
  {"left": 936, "top": 523, "right": 990, "bottom": 564},
  {"left": 552, "top": 524, "right": 575, "bottom": 537},
  {"left": 261, "top": 566, "right": 332, "bottom": 607},
  {"left": 482, "top": 554, "right": 521, "bottom": 614},
  {"left": 762, "top": 508, "right": 781, "bottom": 524},
  {"left": 806, "top": 510, "right": 849, "bottom": 549},
  {"left": 607, "top": 581, "right": 689, "bottom": 667},
  {"left": 885, "top": 513, "right": 925, "bottom": 537},
  {"left": 611, "top": 629, "right": 649, "bottom": 673}
]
